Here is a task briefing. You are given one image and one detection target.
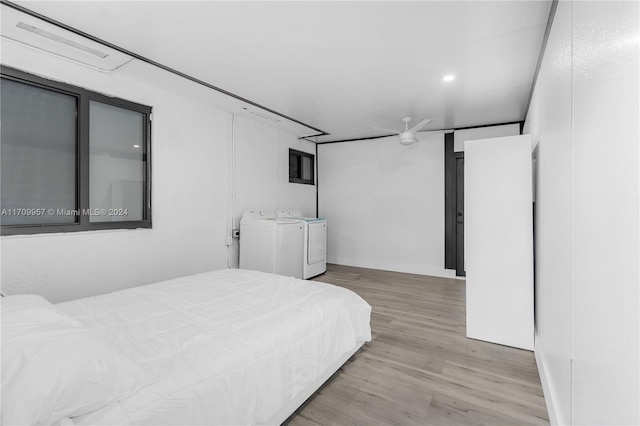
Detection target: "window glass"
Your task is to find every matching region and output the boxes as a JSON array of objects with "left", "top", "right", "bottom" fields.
[
  {"left": 302, "top": 155, "right": 312, "bottom": 181},
  {"left": 89, "top": 101, "right": 145, "bottom": 222},
  {"left": 289, "top": 152, "right": 300, "bottom": 180},
  {"left": 289, "top": 149, "right": 314, "bottom": 185},
  {"left": 0, "top": 78, "right": 77, "bottom": 225},
  {"left": 0, "top": 68, "right": 152, "bottom": 235}
]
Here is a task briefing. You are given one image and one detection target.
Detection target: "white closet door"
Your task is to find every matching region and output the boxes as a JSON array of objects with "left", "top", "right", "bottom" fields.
[{"left": 465, "top": 134, "right": 534, "bottom": 350}]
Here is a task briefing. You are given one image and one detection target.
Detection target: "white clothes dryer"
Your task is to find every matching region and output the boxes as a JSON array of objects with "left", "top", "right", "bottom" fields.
[
  {"left": 239, "top": 210, "right": 304, "bottom": 278},
  {"left": 276, "top": 209, "right": 327, "bottom": 279}
]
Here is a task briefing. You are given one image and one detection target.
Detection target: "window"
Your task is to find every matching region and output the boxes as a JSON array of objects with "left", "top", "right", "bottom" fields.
[
  {"left": 289, "top": 149, "right": 314, "bottom": 185},
  {"left": 1, "top": 66, "right": 152, "bottom": 235}
]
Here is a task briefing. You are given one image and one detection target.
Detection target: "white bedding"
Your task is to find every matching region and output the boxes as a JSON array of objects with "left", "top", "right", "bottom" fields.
[{"left": 56, "top": 269, "right": 371, "bottom": 425}]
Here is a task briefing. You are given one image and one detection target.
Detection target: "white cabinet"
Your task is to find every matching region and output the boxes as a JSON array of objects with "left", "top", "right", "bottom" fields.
[{"left": 464, "top": 134, "right": 534, "bottom": 350}]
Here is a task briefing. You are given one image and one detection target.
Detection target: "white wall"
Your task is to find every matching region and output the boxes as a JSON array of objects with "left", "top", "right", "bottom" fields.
[
  {"left": 524, "top": 1, "right": 573, "bottom": 422},
  {"left": 318, "top": 126, "right": 520, "bottom": 278},
  {"left": 0, "top": 56, "right": 227, "bottom": 303},
  {"left": 318, "top": 133, "right": 449, "bottom": 277},
  {"left": 571, "top": 2, "right": 639, "bottom": 423},
  {"left": 231, "top": 115, "right": 317, "bottom": 268},
  {"left": 525, "top": 1, "right": 639, "bottom": 424},
  {"left": 0, "top": 39, "right": 311, "bottom": 302}
]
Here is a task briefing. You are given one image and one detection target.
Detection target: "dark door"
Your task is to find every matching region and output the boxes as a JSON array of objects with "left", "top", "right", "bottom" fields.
[{"left": 455, "top": 157, "right": 465, "bottom": 276}]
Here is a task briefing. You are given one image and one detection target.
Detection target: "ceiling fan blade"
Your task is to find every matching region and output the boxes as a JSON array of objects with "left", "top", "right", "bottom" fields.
[
  {"left": 369, "top": 126, "right": 401, "bottom": 135},
  {"left": 408, "top": 118, "right": 432, "bottom": 133}
]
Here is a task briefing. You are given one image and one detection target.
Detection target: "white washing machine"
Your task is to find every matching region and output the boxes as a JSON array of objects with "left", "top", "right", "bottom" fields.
[
  {"left": 239, "top": 210, "right": 304, "bottom": 278},
  {"left": 276, "top": 209, "right": 327, "bottom": 279}
]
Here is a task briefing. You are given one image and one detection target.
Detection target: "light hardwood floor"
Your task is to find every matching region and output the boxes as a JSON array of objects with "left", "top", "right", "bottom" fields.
[{"left": 287, "top": 264, "right": 549, "bottom": 426}]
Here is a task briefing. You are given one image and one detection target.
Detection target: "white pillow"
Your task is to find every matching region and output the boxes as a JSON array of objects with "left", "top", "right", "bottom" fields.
[{"left": 1, "top": 295, "right": 148, "bottom": 425}]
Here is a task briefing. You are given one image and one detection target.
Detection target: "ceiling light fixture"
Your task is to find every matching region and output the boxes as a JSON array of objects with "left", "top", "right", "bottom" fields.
[
  {"left": 16, "top": 21, "right": 109, "bottom": 58},
  {"left": 443, "top": 75, "right": 455, "bottom": 82},
  {"left": 133, "top": 145, "right": 140, "bottom": 148},
  {"left": 2, "top": 6, "right": 134, "bottom": 71}
]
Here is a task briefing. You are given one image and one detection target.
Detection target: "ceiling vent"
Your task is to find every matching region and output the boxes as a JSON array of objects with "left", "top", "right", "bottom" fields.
[
  {"left": 1, "top": 4, "right": 133, "bottom": 71},
  {"left": 242, "top": 107, "right": 282, "bottom": 123}
]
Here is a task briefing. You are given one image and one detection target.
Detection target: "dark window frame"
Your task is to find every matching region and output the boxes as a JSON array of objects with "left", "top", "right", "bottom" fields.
[
  {"left": 1, "top": 66, "right": 152, "bottom": 236},
  {"left": 289, "top": 148, "right": 315, "bottom": 185}
]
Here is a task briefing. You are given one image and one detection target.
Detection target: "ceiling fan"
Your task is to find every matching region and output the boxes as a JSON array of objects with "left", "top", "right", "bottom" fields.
[{"left": 370, "top": 117, "right": 433, "bottom": 145}]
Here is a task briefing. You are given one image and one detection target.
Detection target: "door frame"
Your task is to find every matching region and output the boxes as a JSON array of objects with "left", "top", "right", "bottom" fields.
[
  {"left": 444, "top": 133, "right": 465, "bottom": 276},
  {"left": 455, "top": 154, "right": 465, "bottom": 277}
]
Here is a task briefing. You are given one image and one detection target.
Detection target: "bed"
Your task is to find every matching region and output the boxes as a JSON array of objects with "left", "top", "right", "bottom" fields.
[{"left": 1, "top": 269, "right": 372, "bottom": 426}]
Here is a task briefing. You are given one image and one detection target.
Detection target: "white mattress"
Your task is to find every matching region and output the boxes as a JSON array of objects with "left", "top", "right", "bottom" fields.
[{"left": 56, "top": 269, "right": 371, "bottom": 425}]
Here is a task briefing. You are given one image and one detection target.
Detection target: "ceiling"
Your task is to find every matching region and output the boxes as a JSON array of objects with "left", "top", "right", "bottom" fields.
[{"left": 6, "top": 1, "right": 552, "bottom": 143}]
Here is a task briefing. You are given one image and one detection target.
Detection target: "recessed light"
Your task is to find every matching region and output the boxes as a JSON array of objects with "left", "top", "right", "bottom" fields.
[
  {"left": 133, "top": 144, "right": 140, "bottom": 148},
  {"left": 443, "top": 75, "right": 455, "bottom": 82}
]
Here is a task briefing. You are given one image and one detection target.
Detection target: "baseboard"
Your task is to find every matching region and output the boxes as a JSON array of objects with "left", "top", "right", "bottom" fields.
[
  {"left": 326, "top": 257, "right": 457, "bottom": 279},
  {"left": 534, "top": 338, "right": 561, "bottom": 425}
]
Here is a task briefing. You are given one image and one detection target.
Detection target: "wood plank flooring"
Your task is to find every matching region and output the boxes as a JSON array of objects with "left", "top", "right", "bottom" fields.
[{"left": 286, "top": 264, "right": 549, "bottom": 426}]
